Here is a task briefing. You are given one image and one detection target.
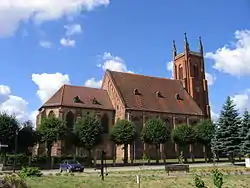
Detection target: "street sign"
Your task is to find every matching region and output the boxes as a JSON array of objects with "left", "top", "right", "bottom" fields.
[{"left": 0, "top": 142, "right": 8, "bottom": 151}]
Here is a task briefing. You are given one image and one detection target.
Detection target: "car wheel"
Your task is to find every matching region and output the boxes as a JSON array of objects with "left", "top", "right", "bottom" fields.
[
  {"left": 67, "top": 168, "right": 71, "bottom": 173},
  {"left": 79, "top": 169, "right": 84, "bottom": 172},
  {"left": 59, "top": 168, "right": 63, "bottom": 173}
]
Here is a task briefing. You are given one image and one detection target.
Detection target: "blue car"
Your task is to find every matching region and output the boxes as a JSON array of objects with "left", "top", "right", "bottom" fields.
[{"left": 59, "top": 160, "right": 84, "bottom": 173}]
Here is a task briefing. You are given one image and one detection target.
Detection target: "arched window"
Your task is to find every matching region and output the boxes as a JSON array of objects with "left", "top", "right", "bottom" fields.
[
  {"left": 193, "top": 64, "right": 199, "bottom": 78},
  {"left": 178, "top": 65, "right": 183, "bottom": 80},
  {"left": 66, "top": 111, "right": 74, "bottom": 131},
  {"left": 101, "top": 113, "right": 109, "bottom": 134},
  {"left": 48, "top": 110, "right": 55, "bottom": 117},
  {"left": 65, "top": 111, "right": 75, "bottom": 155}
]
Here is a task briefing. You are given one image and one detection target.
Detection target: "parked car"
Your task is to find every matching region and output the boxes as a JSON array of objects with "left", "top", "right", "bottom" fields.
[{"left": 59, "top": 160, "right": 84, "bottom": 173}]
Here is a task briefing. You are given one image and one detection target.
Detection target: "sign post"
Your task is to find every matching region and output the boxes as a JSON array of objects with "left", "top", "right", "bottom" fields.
[
  {"left": 0, "top": 142, "right": 8, "bottom": 151},
  {"left": 0, "top": 142, "right": 8, "bottom": 171}
]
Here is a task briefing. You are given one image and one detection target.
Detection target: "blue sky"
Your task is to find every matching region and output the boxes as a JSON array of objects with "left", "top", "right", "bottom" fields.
[{"left": 0, "top": 0, "right": 249, "bottom": 123}]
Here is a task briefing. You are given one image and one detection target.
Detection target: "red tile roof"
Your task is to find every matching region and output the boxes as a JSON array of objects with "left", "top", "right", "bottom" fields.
[
  {"left": 40, "top": 85, "right": 114, "bottom": 111},
  {"left": 107, "top": 70, "right": 204, "bottom": 116}
]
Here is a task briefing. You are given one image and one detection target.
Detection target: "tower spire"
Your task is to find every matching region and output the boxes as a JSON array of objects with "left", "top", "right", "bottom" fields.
[
  {"left": 198, "top": 36, "right": 203, "bottom": 54},
  {"left": 184, "top": 32, "right": 190, "bottom": 51},
  {"left": 172, "top": 40, "right": 177, "bottom": 58}
]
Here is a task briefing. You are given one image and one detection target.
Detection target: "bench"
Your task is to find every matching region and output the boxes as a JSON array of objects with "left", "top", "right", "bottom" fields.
[{"left": 165, "top": 164, "right": 189, "bottom": 175}]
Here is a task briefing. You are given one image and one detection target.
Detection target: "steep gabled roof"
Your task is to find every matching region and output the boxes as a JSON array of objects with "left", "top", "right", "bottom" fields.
[
  {"left": 40, "top": 85, "right": 114, "bottom": 111},
  {"left": 107, "top": 70, "right": 204, "bottom": 116}
]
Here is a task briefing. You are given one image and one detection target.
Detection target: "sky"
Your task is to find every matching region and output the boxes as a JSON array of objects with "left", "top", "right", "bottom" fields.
[{"left": 0, "top": 0, "right": 249, "bottom": 125}]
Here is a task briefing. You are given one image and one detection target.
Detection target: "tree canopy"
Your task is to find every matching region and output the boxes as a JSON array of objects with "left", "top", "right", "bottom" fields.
[
  {"left": 195, "top": 119, "right": 215, "bottom": 146},
  {"left": 212, "top": 96, "right": 241, "bottom": 162},
  {"left": 239, "top": 109, "right": 250, "bottom": 154},
  {"left": 110, "top": 119, "right": 137, "bottom": 163},
  {"left": 171, "top": 124, "right": 196, "bottom": 147},
  {"left": 141, "top": 118, "right": 169, "bottom": 163},
  {"left": 110, "top": 119, "right": 137, "bottom": 146},
  {"left": 141, "top": 118, "right": 169, "bottom": 146},
  {"left": 37, "top": 116, "right": 67, "bottom": 158},
  {"left": 0, "top": 112, "right": 19, "bottom": 153},
  {"left": 18, "top": 120, "right": 38, "bottom": 154},
  {"left": 74, "top": 113, "right": 102, "bottom": 151}
]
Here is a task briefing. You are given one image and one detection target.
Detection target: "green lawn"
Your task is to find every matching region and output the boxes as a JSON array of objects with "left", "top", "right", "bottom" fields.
[
  {"left": 25, "top": 166, "right": 250, "bottom": 188},
  {"left": 95, "top": 157, "right": 240, "bottom": 165},
  {"left": 27, "top": 174, "right": 250, "bottom": 188}
]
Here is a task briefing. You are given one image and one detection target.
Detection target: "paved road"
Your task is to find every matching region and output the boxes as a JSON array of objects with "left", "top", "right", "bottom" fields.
[
  {"left": 40, "top": 162, "right": 243, "bottom": 175},
  {"left": 0, "top": 162, "right": 244, "bottom": 176}
]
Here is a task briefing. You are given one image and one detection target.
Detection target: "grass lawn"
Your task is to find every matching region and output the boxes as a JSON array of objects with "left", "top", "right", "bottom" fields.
[
  {"left": 25, "top": 166, "right": 250, "bottom": 188},
  {"left": 27, "top": 173, "right": 250, "bottom": 188}
]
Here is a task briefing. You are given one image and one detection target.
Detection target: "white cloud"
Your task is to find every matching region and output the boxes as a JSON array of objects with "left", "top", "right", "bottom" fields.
[
  {"left": 84, "top": 78, "right": 102, "bottom": 88},
  {"left": 0, "top": 85, "right": 11, "bottom": 103},
  {"left": 60, "top": 38, "right": 75, "bottom": 47},
  {"left": 205, "top": 30, "right": 250, "bottom": 76},
  {"left": 211, "top": 110, "right": 219, "bottom": 121},
  {"left": 0, "top": 0, "right": 110, "bottom": 37},
  {"left": 166, "top": 61, "right": 173, "bottom": 72},
  {"left": 39, "top": 40, "right": 52, "bottom": 48},
  {"left": 98, "top": 52, "right": 133, "bottom": 73},
  {"left": 0, "top": 85, "right": 34, "bottom": 123},
  {"left": 64, "top": 24, "right": 82, "bottom": 36},
  {"left": 32, "top": 73, "right": 70, "bottom": 103},
  {"left": 85, "top": 52, "right": 133, "bottom": 88},
  {"left": 231, "top": 89, "right": 250, "bottom": 112},
  {"left": 205, "top": 72, "right": 216, "bottom": 86},
  {"left": 166, "top": 61, "right": 215, "bottom": 86}
]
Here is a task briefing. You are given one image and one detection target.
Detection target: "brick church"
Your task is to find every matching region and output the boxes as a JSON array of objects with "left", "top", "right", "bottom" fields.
[{"left": 35, "top": 34, "right": 210, "bottom": 161}]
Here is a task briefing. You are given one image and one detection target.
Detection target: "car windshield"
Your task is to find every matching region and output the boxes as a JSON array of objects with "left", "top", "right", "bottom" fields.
[{"left": 67, "top": 160, "right": 79, "bottom": 164}]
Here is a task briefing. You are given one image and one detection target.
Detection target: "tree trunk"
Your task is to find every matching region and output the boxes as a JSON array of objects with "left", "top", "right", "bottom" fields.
[
  {"left": 155, "top": 144, "right": 160, "bottom": 164},
  {"left": 46, "top": 144, "right": 52, "bottom": 169},
  {"left": 204, "top": 145, "right": 208, "bottom": 163},
  {"left": 123, "top": 144, "right": 128, "bottom": 164},
  {"left": 88, "top": 149, "right": 92, "bottom": 166},
  {"left": 229, "top": 152, "right": 235, "bottom": 164}
]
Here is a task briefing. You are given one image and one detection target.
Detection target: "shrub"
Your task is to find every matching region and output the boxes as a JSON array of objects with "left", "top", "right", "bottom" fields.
[
  {"left": 193, "top": 174, "right": 207, "bottom": 188},
  {"left": 19, "top": 167, "right": 43, "bottom": 178},
  {"left": 2, "top": 174, "right": 29, "bottom": 188},
  {"left": 211, "top": 168, "right": 223, "bottom": 188}
]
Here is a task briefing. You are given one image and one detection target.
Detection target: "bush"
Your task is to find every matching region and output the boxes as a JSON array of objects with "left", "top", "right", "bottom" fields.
[
  {"left": 19, "top": 167, "right": 43, "bottom": 178},
  {"left": 2, "top": 174, "right": 29, "bottom": 188},
  {"left": 211, "top": 168, "right": 223, "bottom": 188},
  {"left": 193, "top": 174, "right": 207, "bottom": 188}
]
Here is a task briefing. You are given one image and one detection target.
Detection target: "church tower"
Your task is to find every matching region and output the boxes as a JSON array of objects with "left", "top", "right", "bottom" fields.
[{"left": 172, "top": 33, "right": 211, "bottom": 119}]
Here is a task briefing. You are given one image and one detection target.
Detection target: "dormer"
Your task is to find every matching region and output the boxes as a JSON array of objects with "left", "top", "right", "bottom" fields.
[
  {"left": 155, "top": 91, "right": 163, "bottom": 98},
  {"left": 133, "top": 88, "right": 140, "bottom": 95},
  {"left": 175, "top": 93, "right": 182, "bottom": 100},
  {"left": 92, "top": 97, "right": 101, "bottom": 105},
  {"left": 73, "top": 96, "right": 82, "bottom": 103}
]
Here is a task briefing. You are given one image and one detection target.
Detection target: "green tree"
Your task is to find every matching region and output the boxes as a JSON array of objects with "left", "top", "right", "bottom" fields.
[
  {"left": 37, "top": 116, "right": 67, "bottom": 166},
  {"left": 18, "top": 120, "right": 38, "bottom": 155},
  {"left": 194, "top": 120, "right": 215, "bottom": 162},
  {"left": 242, "top": 132, "right": 250, "bottom": 156},
  {"left": 141, "top": 118, "right": 169, "bottom": 163},
  {"left": 239, "top": 109, "right": 250, "bottom": 155},
  {"left": 212, "top": 96, "right": 241, "bottom": 163},
  {"left": 0, "top": 112, "right": 19, "bottom": 153},
  {"left": 171, "top": 124, "right": 196, "bottom": 163},
  {"left": 74, "top": 113, "right": 102, "bottom": 164},
  {"left": 110, "top": 119, "right": 137, "bottom": 164}
]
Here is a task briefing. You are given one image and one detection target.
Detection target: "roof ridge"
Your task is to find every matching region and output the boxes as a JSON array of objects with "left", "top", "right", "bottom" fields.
[
  {"left": 64, "top": 84, "right": 105, "bottom": 91},
  {"left": 107, "top": 69, "right": 178, "bottom": 82}
]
